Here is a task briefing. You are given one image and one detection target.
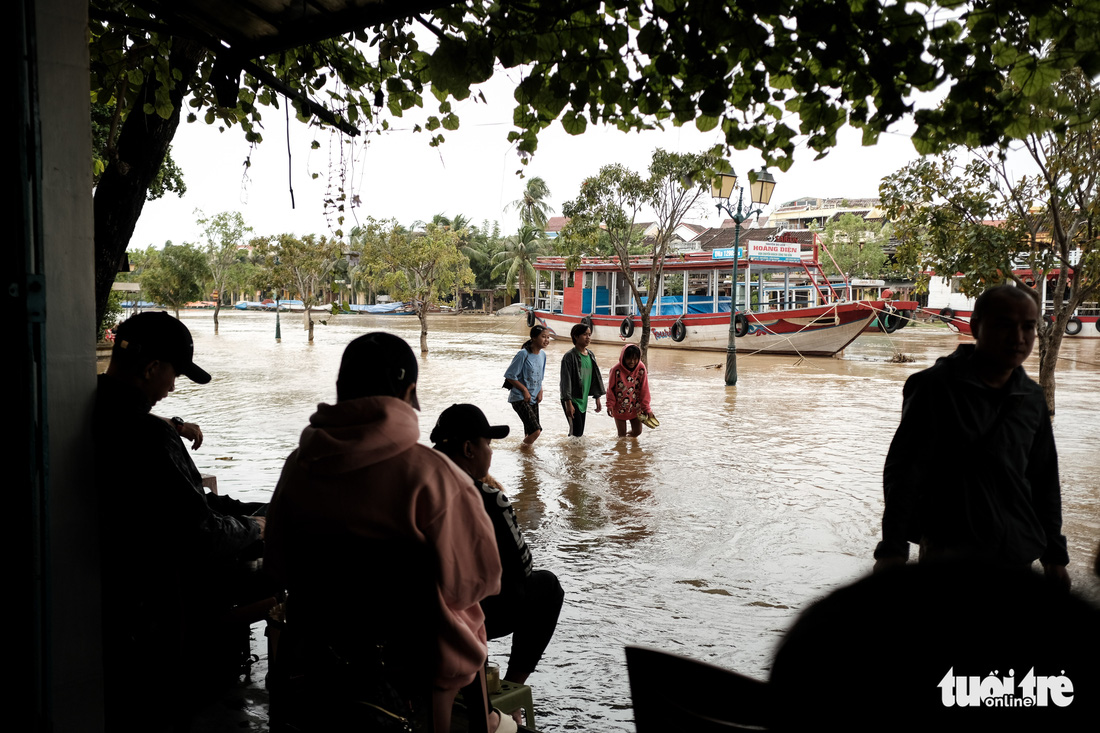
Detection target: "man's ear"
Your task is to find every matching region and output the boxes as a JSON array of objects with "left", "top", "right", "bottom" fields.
[
  {"left": 463, "top": 439, "right": 475, "bottom": 459},
  {"left": 403, "top": 382, "right": 417, "bottom": 404},
  {"left": 143, "top": 359, "right": 163, "bottom": 381}
]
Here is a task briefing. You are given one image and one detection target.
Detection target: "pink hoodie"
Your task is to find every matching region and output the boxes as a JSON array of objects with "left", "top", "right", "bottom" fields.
[
  {"left": 606, "top": 344, "right": 651, "bottom": 420},
  {"left": 266, "top": 396, "right": 501, "bottom": 690}
]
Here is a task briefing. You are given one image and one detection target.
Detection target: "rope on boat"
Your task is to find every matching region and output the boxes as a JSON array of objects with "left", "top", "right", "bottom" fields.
[{"left": 735, "top": 303, "right": 838, "bottom": 361}]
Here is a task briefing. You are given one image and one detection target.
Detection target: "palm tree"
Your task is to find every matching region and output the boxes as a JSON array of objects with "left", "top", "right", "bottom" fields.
[
  {"left": 491, "top": 225, "right": 545, "bottom": 305},
  {"left": 509, "top": 177, "right": 554, "bottom": 229}
]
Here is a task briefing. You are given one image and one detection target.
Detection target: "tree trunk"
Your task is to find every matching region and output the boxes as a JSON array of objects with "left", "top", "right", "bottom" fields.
[
  {"left": 639, "top": 310, "right": 652, "bottom": 365},
  {"left": 1038, "top": 321, "right": 1064, "bottom": 417},
  {"left": 419, "top": 305, "right": 429, "bottom": 353},
  {"left": 213, "top": 299, "right": 221, "bottom": 334},
  {"left": 304, "top": 309, "right": 315, "bottom": 342},
  {"left": 94, "top": 39, "right": 207, "bottom": 331}
]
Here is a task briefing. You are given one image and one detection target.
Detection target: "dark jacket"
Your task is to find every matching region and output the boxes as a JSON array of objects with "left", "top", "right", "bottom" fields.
[
  {"left": 875, "top": 345, "right": 1068, "bottom": 566},
  {"left": 94, "top": 374, "right": 261, "bottom": 572},
  {"left": 559, "top": 348, "right": 607, "bottom": 405}
]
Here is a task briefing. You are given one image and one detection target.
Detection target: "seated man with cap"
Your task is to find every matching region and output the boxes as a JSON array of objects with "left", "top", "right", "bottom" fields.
[
  {"left": 431, "top": 404, "right": 565, "bottom": 691},
  {"left": 94, "top": 311, "right": 268, "bottom": 731},
  {"left": 265, "top": 333, "right": 509, "bottom": 733}
]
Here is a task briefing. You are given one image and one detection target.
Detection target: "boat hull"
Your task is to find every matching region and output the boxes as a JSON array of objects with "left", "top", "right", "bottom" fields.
[
  {"left": 533, "top": 303, "right": 878, "bottom": 356},
  {"left": 924, "top": 308, "right": 1099, "bottom": 338}
]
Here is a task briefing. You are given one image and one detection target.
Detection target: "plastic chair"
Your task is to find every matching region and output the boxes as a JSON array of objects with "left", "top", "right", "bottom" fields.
[{"left": 625, "top": 645, "right": 772, "bottom": 732}]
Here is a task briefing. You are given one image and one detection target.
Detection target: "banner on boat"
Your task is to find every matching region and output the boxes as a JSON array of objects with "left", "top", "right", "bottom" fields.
[
  {"left": 711, "top": 247, "right": 744, "bottom": 260},
  {"left": 747, "top": 240, "right": 801, "bottom": 263}
]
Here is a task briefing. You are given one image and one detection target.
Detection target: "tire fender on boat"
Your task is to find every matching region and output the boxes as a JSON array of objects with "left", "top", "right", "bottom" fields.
[
  {"left": 898, "top": 310, "right": 912, "bottom": 329},
  {"left": 734, "top": 312, "right": 749, "bottom": 338},
  {"left": 880, "top": 307, "right": 900, "bottom": 334},
  {"left": 671, "top": 319, "right": 687, "bottom": 342},
  {"left": 526, "top": 309, "right": 536, "bottom": 327},
  {"left": 938, "top": 306, "right": 954, "bottom": 323},
  {"left": 1065, "top": 316, "right": 1083, "bottom": 336},
  {"left": 581, "top": 315, "right": 593, "bottom": 331},
  {"left": 620, "top": 317, "right": 635, "bottom": 338}
]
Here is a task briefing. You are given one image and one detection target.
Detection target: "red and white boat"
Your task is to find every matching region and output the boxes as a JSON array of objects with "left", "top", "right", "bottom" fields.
[
  {"left": 924, "top": 270, "right": 1100, "bottom": 338},
  {"left": 527, "top": 239, "right": 917, "bottom": 357}
]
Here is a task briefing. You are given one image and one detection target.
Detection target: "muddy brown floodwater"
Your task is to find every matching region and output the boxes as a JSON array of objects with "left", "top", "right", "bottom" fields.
[{"left": 157, "top": 310, "right": 1099, "bottom": 731}]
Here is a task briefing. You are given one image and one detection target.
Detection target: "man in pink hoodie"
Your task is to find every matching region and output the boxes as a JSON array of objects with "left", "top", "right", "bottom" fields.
[{"left": 266, "top": 332, "right": 504, "bottom": 732}]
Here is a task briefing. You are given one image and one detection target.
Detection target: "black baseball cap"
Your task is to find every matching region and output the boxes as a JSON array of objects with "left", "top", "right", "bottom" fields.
[
  {"left": 113, "top": 311, "right": 211, "bottom": 384},
  {"left": 336, "top": 332, "right": 420, "bottom": 409},
  {"left": 430, "top": 404, "right": 510, "bottom": 445}
]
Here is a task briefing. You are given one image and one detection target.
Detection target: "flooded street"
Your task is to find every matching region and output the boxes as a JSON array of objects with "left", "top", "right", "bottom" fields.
[{"left": 159, "top": 310, "right": 1099, "bottom": 731}]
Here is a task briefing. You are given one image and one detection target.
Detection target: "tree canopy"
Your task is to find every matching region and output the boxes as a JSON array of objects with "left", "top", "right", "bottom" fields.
[
  {"left": 136, "top": 242, "right": 209, "bottom": 318},
  {"left": 818, "top": 214, "right": 892, "bottom": 280},
  {"left": 354, "top": 218, "right": 474, "bottom": 351},
  {"left": 90, "top": 0, "right": 1100, "bottom": 330},
  {"left": 196, "top": 210, "right": 252, "bottom": 332}
]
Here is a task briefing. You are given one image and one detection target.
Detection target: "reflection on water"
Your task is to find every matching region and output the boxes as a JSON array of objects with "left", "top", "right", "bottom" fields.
[{"left": 158, "top": 311, "right": 1099, "bottom": 731}]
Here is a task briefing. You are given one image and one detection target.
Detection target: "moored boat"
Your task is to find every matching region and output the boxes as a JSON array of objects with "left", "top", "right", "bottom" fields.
[
  {"left": 528, "top": 240, "right": 917, "bottom": 356},
  {"left": 924, "top": 271, "right": 1100, "bottom": 338}
]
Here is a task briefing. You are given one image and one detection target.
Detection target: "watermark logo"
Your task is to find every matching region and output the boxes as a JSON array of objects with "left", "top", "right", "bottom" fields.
[{"left": 939, "top": 667, "right": 1073, "bottom": 708}]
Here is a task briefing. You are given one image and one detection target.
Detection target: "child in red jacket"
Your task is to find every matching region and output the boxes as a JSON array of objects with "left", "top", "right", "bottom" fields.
[{"left": 606, "top": 344, "right": 652, "bottom": 437}]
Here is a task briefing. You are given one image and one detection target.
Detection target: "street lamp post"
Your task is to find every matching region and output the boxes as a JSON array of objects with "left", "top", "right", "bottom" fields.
[{"left": 712, "top": 170, "right": 777, "bottom": 386}]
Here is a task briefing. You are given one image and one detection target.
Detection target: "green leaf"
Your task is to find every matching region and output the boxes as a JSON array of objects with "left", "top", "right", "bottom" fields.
[
  {"left": 561, "top": 110, "right": 587, "bottom": 135},
  {"left": 695, "top": 115, "right": 719, "bottom": 132}
]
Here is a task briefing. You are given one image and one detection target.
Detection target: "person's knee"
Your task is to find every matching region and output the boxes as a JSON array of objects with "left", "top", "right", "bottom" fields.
[{"left": 531, "top": 569, "right": 564, "bottom": 607}]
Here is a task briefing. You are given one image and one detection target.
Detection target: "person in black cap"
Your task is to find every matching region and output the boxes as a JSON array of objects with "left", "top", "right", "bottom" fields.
[
  {"left": 93, "top": 311, "right": 269, "bottom": 732},
  {"left": 265, "top": 334, "right": 509, "bottom": 733},
  {"left": 432, "top": 404, "right": 564, "bottom": 695}
]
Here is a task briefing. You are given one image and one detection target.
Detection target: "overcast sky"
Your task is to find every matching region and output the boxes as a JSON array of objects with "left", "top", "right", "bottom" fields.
[{"left": 129, "top": 70, "right": 931, "bottom": 250}]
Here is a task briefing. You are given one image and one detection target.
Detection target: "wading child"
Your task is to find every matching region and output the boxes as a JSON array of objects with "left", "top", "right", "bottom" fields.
[
  {"left": 504, "top": 325, "right": 550, "bottom": 445},
  {"left": 606, "top": 344, "right": 651, "bottom": 437},
  {"left": 559, "top": 323, "right": 605, "bottom": 437}
]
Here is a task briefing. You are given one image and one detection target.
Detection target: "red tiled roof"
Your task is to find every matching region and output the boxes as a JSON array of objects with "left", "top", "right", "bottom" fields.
[{"left": 544, "top": 216, "right": 570, "bottom": 232}]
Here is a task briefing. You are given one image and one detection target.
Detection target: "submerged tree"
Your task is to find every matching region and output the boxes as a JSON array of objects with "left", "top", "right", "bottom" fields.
[
  {"left": 137, "top": 242, "right": 209, "bottom": 318},
  {"left": 356, "top": 219, "right": 474, "bottom": 352},
  {"left": 196, "top": 210, "right": 252, "bottom": 333},
  {"left": 881, "top": 69, "right": 1100, "bottom": 415},
  {"left": 252, "top": 234, "right": 341, "bottom": 342}
]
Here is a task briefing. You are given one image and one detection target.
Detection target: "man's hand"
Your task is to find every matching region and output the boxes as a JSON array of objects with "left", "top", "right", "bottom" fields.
[
  {"left": 176, "top": 422, "right": 204, "bottom": 450},
  {"left": 252, "top": 516, "right": 266, "bottom": 540},
  {"left": 595, "top": 398, "right": 603, "bottom": 413},
  {"left": 565, "top": 401, "right": 575, "bottom": 417},
  {"left": 1043, "top": 563, "right": 1071, "bottom": 591},
  {"left": 536, "top": 390, "right": 544, "bottom": 404}
]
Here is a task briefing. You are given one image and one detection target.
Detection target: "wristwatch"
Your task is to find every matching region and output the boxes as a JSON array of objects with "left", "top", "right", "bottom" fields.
[{"left": 171, "top": 416, "right": 185, "bottom": 429}]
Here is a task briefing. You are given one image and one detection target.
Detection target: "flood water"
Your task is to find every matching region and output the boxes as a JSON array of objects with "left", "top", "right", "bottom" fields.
[{"left": 156, "top": 310, "right": 1099, "bottom": 731}]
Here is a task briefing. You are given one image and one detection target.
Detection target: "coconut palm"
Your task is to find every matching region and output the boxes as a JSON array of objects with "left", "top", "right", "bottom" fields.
[
  {"left": 491, "top": 225, "right": 546, "bottom": 305},
  {"left": 509, "top": 177, "right": 554, "bottom": 229}
]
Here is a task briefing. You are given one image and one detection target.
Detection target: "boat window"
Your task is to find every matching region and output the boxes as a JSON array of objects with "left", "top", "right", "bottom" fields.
[{"left": 536, "top": 271, "right": 553, "bottom": 312}]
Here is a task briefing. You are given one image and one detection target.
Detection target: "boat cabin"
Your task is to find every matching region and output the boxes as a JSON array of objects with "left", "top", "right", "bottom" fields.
[{"left": 533, "top": 241, "right": 847, "bottom": 318}]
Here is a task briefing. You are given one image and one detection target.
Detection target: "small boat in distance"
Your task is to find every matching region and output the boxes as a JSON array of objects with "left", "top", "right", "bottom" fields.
[{"left": 528, "top": 237, "right": 918, "bottom": 357}]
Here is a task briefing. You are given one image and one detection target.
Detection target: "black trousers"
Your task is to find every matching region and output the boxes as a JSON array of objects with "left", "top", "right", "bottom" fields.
[
  {"left": 563, "top": 405, "right": 587, "bottom": 436},
  {"left": 481, "top": 570, "right": 565, "bottom": 680}
]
